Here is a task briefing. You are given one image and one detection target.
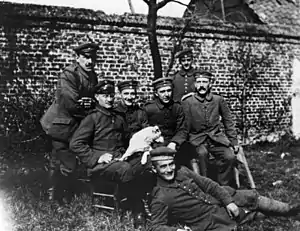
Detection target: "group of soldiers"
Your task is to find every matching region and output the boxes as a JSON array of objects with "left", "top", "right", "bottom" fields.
[{"left": 41, "top": 41, "right": 300, "bottom": 230}]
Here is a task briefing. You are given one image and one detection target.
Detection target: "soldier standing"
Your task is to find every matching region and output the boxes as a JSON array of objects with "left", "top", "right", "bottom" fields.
[
  {"left": 40, "top": 42, "right": 99, "bottom": 201},
  {"left": 172, "top": 48, "right": 198, "bottom": 101}
]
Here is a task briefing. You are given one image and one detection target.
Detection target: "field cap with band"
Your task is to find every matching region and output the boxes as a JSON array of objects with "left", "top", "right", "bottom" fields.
[
  {"left": 175, "top": 48, "right": 193, "bottom": 59},
  {"left": 117, "top": 80, "right": 139, "bottom": 92},
  {"left": 194, "top": 70, "right": 214, "bottom": 81},
  {"left": 150, "top": 146, "right": 176, "bottom": 162},
  {"left": 152, "top": 77, "right": 173, "bottom": 90},
  {"left": 73, "top": 42, "right": 99, "bottom": 56},
  {"left": 94, "top": 80, "right": 115, "bottom": 94}
]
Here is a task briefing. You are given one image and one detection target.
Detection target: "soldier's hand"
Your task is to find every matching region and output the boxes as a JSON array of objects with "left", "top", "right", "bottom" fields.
[
  {"left": 98, "top": 153, "right": 113, "bottom": 164},
  {"left": 226, "top": 202, "right": 239, "bottom": 219},
  {"left": 233, "top": 145, "right": 240, "bottom": 155},
  {"left": 78, "top": 97, "right": 95, "bottom": 109}
]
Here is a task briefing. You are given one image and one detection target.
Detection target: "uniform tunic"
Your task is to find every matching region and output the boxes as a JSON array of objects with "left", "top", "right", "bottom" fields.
[
  {"left": 148, "top": 166, "right": 259, "bottom": 231},
  {"left": 182, "top": 92, "right": 238, "bottom": 147},
  {"left": 144, "top": 98, "right": 187, "bottom": 147},
  {"left": 48, "top": 62, "right": 98, "bottom": 171},
  {"left": 115, "top": 102, "right": 148, "bottom": 139},
  {"left": 172, "top": 68, "right": 197, "bottom": 101}
]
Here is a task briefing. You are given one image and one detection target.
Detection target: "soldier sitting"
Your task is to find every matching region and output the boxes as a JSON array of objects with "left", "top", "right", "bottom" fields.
[
  {"left": 69, "top": 80, "right": 151, "bottom": 226},
  {"left": 147, "top": 147, "right": 300, "bottom": 231},
  {"left": 115, "top": 80, "right": 148, "bottom": 140},
  {"left": 182, "top": 70, "right": 238, "bottom": 187}
]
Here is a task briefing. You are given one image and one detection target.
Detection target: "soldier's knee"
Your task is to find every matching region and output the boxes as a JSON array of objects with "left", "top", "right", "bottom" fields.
[{"left": 116, "top": 162, "right": 134, "bottom": 183}]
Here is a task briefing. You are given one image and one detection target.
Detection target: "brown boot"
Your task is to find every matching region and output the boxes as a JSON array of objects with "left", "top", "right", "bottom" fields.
[{"left": 257, "top": 196, "right": 300, "bottom": 217}]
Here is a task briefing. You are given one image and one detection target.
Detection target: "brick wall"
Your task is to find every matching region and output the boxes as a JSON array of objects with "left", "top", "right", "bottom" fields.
[{"left": 1, "top": 2, "right": 300, "bottom": 138}]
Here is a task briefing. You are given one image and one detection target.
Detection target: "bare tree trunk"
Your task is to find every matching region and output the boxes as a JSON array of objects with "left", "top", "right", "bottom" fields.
[
  {"left": 127, "top": 0, "right": 135, "bottom": 14},
  {"left": 220, "top": 0, "right": 225, "bottom": 21},
  {"left": 147, "top": 0, "right": 163, "bottom": 80}
]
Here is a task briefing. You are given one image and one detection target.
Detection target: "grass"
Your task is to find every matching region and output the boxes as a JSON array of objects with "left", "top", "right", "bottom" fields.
[{"left": 0, "top": 142, "right": 300, "bottom": 231}]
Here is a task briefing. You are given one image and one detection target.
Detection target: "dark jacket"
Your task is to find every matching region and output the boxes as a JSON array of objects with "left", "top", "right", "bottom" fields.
[
  {"left": 40, "top": 62, "right": 98, "bottom": 141},
  {"left": 115, "top": 102, "right": 148, "bottom": 138},
  {"left": 171, "top": 67, "right": 197, "bottom": 101},
  {"left": 144, "top": 98, "right": 187, "bottom": 147},
  {"left": 182, "top": 92, "right": 238, "bottom": 147},
  {"left": 69, "top": 104, "right": 128, "bottom": 172},
  {"left": 148, "top": 166, "right": 236, "bottom": 231}
]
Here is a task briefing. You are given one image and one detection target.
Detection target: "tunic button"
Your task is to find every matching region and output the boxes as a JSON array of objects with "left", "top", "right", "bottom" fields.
[{"left": 183, "top": 186, "right": 187, "bottom": 189}]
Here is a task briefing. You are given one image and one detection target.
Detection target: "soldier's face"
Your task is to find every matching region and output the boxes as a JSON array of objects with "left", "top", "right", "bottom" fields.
[
  {"left": 195, "top": 77, "right": 211, "bottom": 96},
  {"left": 180, "top": 55, "right": 193, "bottom": 71},
  {"left": 96, "top": 93, "right": 115, "bottom": 109},
  {"left": 77, "top": 53, "right": 96, "bottom": 72},
  {"left": 152, "top": 159, "right": 176, "bottom": 181},
  {"left": 155, "top": 86, "right": 172, "bottom": 104},
  {"left": 121, "top": 88, "right": 137, "bottom": 107}
]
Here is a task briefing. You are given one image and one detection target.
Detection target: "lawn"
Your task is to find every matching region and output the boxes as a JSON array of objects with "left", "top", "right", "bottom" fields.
[{"left": 0, "top": 141, "right": 300, "bottom": 231}]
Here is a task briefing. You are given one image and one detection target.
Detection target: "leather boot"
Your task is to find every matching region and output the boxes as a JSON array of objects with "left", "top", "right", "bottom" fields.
[
  {"left": 190, "top": 159, "right": 201, "bottom": 175},
  {"left": 257, "top": 196, "right": 300, "bottom": 217}
]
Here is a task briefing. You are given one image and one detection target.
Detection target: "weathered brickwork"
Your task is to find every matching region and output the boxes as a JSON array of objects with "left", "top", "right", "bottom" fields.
[{"left": 0, "top": 2, "right": 300, "bottom": 136}]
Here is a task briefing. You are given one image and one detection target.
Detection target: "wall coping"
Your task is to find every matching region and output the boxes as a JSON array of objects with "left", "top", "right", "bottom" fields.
[{"left": 1, "top": 1, "right": 300, "bottom": 40}]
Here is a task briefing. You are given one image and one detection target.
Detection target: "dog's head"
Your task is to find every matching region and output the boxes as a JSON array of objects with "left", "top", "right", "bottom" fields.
[{"left": 151, "top": 125, "right": 164, "bottom": 143}]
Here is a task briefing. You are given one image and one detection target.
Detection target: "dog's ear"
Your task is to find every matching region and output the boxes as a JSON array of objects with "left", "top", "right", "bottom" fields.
[{"left": 153, "top": 125, "right": 160, "bottom": 134}]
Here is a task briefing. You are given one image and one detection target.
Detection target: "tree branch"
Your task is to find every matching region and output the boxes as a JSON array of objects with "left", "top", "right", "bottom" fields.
[
  {"left": 157, "top": 0, "right": 174, "bottom": 10},
  {"left": 142, "top": 0, "right": 150, "bottom": 6}
]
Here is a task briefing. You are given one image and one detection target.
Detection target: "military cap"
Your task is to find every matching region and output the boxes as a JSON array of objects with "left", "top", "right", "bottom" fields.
[
  {"left": 94, "top": 80, "right": 115, "bottom": 94},
  {"left": 150, "top": 146, "right": 176, "bottom": 162},
  {"left": 117, "top": 80, "right": 139, "bottom": 92},
  {"left": 175, "top": 48, "right": 193, "bottom": 59},
  {"left": 193, "top": 70, "right": 214, "bottom": 80},
  {"left": 152, "top": 77, "right": 173, "bottom": 90},
  {"left": 73, "top": 42, "right": 99, "bottom": 55}
]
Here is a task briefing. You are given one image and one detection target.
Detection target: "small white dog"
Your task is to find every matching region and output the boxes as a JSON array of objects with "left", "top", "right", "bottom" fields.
[{"left": 119, "top": 126, "right": 164, "bottom": 164}]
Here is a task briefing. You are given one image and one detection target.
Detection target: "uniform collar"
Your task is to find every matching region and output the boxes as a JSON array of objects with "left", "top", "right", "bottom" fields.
[
  {"left": 95, "top": 104, "right": 113, "bottom": 116},
  {"left": 117, "top": 101, "right": 137, "bottom": 112},
  {"left": 178, "top": 67, "right": 196, "bottom": 77},
  {"left": 155, "top": 98, "right": 173, "bottom": 109},
  {"left": 194, "top": 92, "right": 213, "bottom": 102}
]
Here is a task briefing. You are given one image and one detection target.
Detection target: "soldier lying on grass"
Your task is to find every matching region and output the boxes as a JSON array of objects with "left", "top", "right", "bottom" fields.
[{"left": 147, "top": 146, "right": 300, "bottom": 231}]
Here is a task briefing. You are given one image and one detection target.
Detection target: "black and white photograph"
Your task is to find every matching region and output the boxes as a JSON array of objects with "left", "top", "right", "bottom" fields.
[{"left": 0, "top": 0, "right": 300, "bottom": 230}]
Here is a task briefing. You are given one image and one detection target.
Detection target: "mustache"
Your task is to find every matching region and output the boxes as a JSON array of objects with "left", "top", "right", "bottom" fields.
[{"left": 198, "top": 86, "right": 207, "bottom": 91}]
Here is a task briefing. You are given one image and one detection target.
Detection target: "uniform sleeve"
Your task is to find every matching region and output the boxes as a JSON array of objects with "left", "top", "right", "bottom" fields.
[
  {"left": 219, "top": 97, "right": 238, "bottom": 146},
  {"left": 147, "top": 198, "right": 177, "bottom": 231},
  {"left": 59, "top": 70, "right": 85, "bottom": 118},
  {"left": 170, "top": 104, "right": 188, "bottom": 146},
  {"left": 181, "top": 99, "right": 191, "bottom": 133},
  {"left": 69, "top": 114, "right": 103, "bottom": 168},
  {"left": 184, "top": 167, "right": 233, "bottom": 206}
]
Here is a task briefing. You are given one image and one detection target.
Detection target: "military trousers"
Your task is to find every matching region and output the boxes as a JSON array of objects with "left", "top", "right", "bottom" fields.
[
  {"left": 90, "top": 154, "right": 154, "bottom": 200},
  {"left": 195, "top": 140, "right": 236, "bottom": 186}
]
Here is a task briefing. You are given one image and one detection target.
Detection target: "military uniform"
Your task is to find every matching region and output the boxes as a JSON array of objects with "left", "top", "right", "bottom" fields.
[
  {"left": 148, "top": 166, "right": 259, "bottom": 231},
  {"left": 115, "top": 80, "right": 148, "bottom": 139},
  {"left": 115, "top": 102, "right": 148, "bottom": 139},
  {"left": 182, "top": 92, "right": 238, "bottom": 186},
  {"left": 39, "top": 42, "right": 99, "bottom": 201},
  {"left": 144, "top": 98, "right": 187, "bottom": 147},
  {"left": 70, "top": 81, "right": 152, "bottom": 222},
  {"left": 172, "top": 67, "right": 198, "bottom": 102}
]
